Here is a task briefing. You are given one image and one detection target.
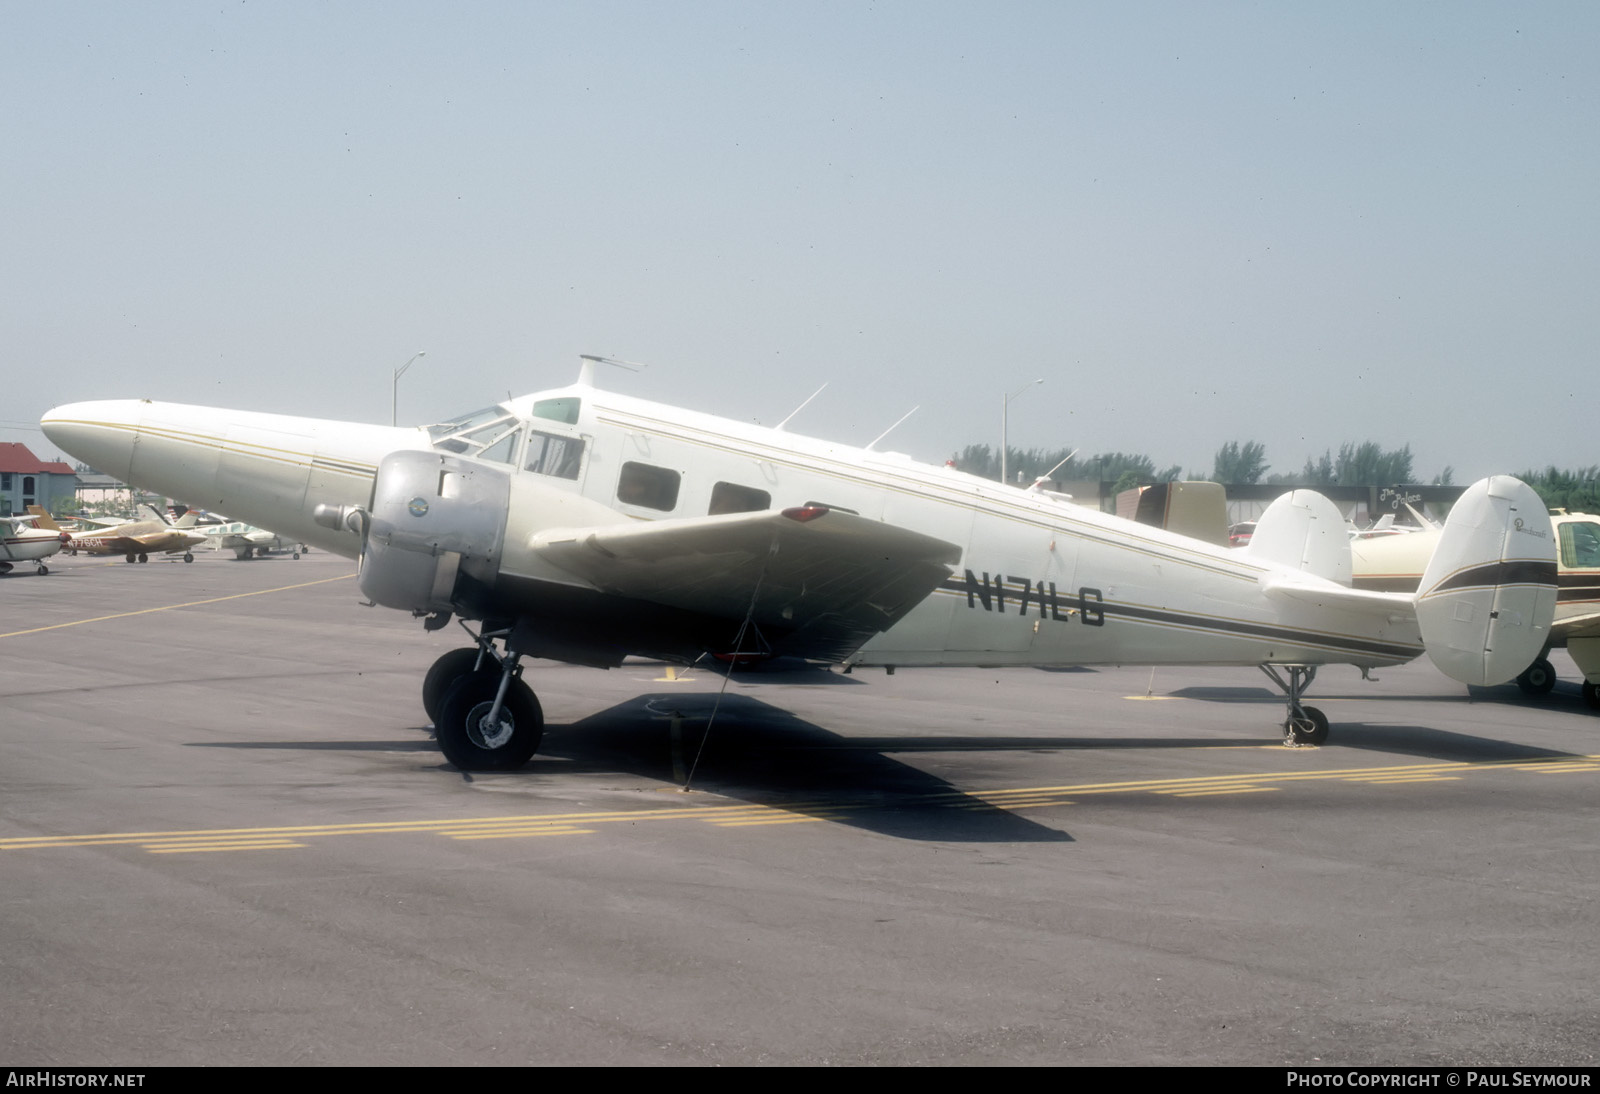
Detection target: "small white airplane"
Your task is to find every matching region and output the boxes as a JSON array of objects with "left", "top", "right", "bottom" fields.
[
  {"left": 194, "top": 518, "right": 306, "bottom": 560},
  {"left": 42, "top": 359, "right": 1559, "bottom": 770},
  {"left": 0, "top": 513, "right": 68, "bottom": 575}
]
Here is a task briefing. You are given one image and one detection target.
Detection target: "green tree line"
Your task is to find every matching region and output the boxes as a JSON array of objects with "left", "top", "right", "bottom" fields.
[{"left": 952, "top": 440, "right": 1595, "bottom": 513}]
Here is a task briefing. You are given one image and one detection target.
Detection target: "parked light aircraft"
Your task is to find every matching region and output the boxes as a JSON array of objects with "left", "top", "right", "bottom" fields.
[
  {"left": 197, "top": 519, "right": 305, "bottom": 560},
  {"left": 1353, "top": 513, "right": 1600, "bottom": 710},
  {"left": 28, "top": 506, "right": 205, "bottom": 563},
  {"left": 42, "top": 360, "right": 1559, "bottom": 770},
  {"left": 0, "top": 513, "right": 68, "bottom": 575}
]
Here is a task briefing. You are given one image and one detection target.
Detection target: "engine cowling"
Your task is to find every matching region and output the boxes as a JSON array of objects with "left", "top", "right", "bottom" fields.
[{"left": 356, "top": 450, "right": 512, "bottom": 614}]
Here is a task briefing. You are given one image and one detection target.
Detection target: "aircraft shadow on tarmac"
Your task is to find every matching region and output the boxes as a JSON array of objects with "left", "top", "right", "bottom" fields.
[
  {"left": 190, "top": 675, "right": 1594, "bottom": 841},
  {"left": 529, "top": 692, "right": 1075, "bottom": 843}
]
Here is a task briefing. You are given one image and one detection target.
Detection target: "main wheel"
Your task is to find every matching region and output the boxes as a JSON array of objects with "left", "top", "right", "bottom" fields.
[
  {"left": 435, "top": 673, "right": 543, "bottom": 771},
  {"left": 1516, "top": 658, "right": 1557, "bottom": 696},
  {"left": 138, "top": 553, "right": 149, "bottom": 564},
  {"left": 422, "top": 647, "right": 491, "bottom": 726},
  {"left": 37, "top": 563, "right": 48, "bottom": 575},
  {"left": 1284, "top": 705, "right": 1329, "bottom": 746},
  {"left": 1583, "top": 681, "right": 1600, "bottom": 712}
]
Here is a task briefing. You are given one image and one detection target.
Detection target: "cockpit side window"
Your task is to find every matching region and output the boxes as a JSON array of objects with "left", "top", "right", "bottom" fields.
[
  {"left": 1560, "top": 522, "right": 1600, "bottom": 569},
  {"left": 525, "top": 430, "right": 584, "bottom": 480}
]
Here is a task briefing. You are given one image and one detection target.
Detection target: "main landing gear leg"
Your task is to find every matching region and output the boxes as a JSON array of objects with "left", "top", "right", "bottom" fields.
[
  {"left": 425, "top": 624, "right": 544, "bottom": 771},
  {"left": 1260, "top": 664, "right": 1329, "bottom": 746}
]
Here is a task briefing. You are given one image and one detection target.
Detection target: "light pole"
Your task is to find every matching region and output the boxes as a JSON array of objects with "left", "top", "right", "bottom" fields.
[
  {"left": 392, "top": 351, "right": 426, "bottom": 426},
  {"left": 1000, "top": 378, "right": 1044, "bottom": 485}
]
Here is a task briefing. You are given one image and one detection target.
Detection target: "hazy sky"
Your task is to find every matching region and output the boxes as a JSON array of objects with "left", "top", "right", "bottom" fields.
[{"left": 3, "top": 2, "right": 1594, "bottom": 483}]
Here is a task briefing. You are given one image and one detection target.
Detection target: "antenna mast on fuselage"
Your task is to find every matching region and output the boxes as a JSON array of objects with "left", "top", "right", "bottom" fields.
[{"left": 577, "top": 354, "right": 646, "bottom": 387}]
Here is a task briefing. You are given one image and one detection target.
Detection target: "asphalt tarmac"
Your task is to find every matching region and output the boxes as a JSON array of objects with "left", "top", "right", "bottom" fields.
[{"left": 2, "top": 549, "right": 1597, "bottom": 1066}]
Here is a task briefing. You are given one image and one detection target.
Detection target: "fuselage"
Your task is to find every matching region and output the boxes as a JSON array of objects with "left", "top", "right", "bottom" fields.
[{"left": 42, "top": 379, "right": 1424, "bottom": 671}]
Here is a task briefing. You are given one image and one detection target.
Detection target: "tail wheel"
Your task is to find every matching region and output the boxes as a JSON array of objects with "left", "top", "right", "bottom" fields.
[
  {"left": 435, "top": 673, "right": 543, "bottom": 771},
  {"left": 1516, "top": 658, "right": 1557, "bottom": 696},
  {"left": 1284, "top": 706, "right": 1329, "bottom": 746}
]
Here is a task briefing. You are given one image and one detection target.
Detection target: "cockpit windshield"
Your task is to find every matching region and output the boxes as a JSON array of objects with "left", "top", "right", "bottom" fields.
[
  {"left": 425, "top": 397, "right": 588, "bottom": 474},
  {"left": 427, "top": 406, "right": 520, "bottom": 459}
]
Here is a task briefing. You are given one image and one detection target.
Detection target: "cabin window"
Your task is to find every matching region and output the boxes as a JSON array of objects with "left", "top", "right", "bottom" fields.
[
  {"left": 532, "top": 397, "right": 581, "bottom": 425},
  {"left": 709, "top": 482, "right": 770, "bottom": 515},
  {"left": 618, "top": 462, "right": 680, "bottom": 511},
  {"left": 525, "top": 430, "right": 584, "bottom": 480},
  {"left": 1560, "top": 522, "right": 1600, "bottom": 569}
]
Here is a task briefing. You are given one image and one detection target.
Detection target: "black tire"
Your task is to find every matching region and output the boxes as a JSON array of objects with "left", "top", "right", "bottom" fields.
[
  {"left": 138, "top": 553, "right": 148, "bottom": 563},
  {"left": 435, "top": 673, "right": 543, "bottom": 771},
  {"left": 422, "top": 647, "right": 490, "bottom": 726},
  {"left": 1583, "top": 681, "right": 1600, "bottom": 713},
  {"left": 1285, "top": 705, "right": 1330, "bottom": 746},
  {"left": 1516, "top": 658, "right": 1557, "bottom": 696},
  {"left": 37, "top": 564, "right": 48, "bottom": 576},
  {"left": 292, "top": 551, "right": 300, "bottom": 560},
  {"left": 125, "top": 553, "right": 135, "bottom": 563},
  {"left": 183, "top": 552, "right": 193, "bottom": 563}
]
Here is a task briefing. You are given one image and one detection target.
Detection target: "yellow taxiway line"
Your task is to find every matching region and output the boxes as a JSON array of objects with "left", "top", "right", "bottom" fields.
[
  {"left": 4, "top": 752, "right": 1596, "bottom": 855},
  {"left": 0, "top": 573, "right": 356, "bottom": 640}
]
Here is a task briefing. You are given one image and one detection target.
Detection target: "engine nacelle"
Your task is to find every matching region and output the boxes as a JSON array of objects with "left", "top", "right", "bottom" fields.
[{"left": 358, "top": 450, "right": 511, "bottom": 614}]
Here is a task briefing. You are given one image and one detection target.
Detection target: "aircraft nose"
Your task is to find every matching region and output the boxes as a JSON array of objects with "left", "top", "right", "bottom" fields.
[{"left": 41, "top": 400, "right": 147, "bottom": 482}]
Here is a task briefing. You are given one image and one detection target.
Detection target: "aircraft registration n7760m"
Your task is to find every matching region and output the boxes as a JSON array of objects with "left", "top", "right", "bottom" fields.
[{"left": 42, "top": 358, "right": 1559, "bottom": 771}]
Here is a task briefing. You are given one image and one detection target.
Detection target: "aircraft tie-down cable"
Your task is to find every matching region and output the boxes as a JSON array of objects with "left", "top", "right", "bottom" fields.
[{"left": 682, "top": 533, "right": 779, "bottom": 791}]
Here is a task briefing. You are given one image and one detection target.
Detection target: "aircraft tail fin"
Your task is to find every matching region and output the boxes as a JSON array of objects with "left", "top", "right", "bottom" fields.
[
  {"left": 1244, "top": 489, "right": 1351, "bottom": 585},
  {"left": 26, "top": 506, "right": 61, "bottom": 531},
  {"left": 1414, "top": 476, "right": 1557, "bottom": 686}
]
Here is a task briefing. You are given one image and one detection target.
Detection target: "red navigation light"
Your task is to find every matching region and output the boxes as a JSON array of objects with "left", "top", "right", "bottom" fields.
[{"left": 781, "top": 505, "right": 829, "bottom": 523}]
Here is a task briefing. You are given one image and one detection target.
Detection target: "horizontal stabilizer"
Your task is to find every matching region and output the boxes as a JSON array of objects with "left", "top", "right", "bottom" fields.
[
  {"left": 1244, "top": 489, "right": 1351, "bottom": 585},
  {"left": 1261, "top": 574, "right": 1415, "bottom": 620},
  {"left": 1415, "top": 476, "right": 1558, "bottom": 686}
]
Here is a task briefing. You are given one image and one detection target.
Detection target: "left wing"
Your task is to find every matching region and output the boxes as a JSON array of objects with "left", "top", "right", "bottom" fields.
[{"left": 531, "top": 506, "right": 962, "bottom": 661}]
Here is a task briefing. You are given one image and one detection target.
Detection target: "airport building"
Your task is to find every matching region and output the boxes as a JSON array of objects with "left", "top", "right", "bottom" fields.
[{"left": 0, "top": 442, "right": 78, "bottom": 518}]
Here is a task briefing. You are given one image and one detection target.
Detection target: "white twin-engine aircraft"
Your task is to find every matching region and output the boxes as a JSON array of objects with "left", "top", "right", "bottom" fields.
[{"left": 43, "top": 358, "right": 1558, "bottom": 771}]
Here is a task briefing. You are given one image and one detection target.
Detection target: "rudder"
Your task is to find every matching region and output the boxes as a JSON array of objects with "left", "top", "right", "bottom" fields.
[{"left": 1415, "top": 476, "right": 1557, "bottom": 686}]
